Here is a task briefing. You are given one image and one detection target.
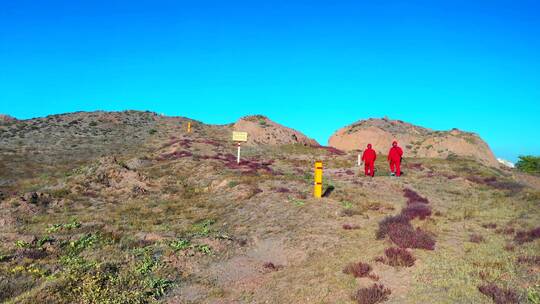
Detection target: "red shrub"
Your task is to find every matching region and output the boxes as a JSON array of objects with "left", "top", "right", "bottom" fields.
[
  {"left": 382, "top": 247, "right": 415, "bottom": 267},
  {"left": 263, "top": 262, "right": 282, "bottom": 271},
  {"left": 514, "top": 227, "right": 540, "bottom": 244},
  {"left": 403, "top": 188, "right": 429, "bottom": 204},
  {"left": 495, "top": 227, "right": 515, "bottom": 235},
  {"left": 376, "top": 215, "right": 410, "bottom": 239},
  {"left": 504, "top": 243, "right": 515, "bottom": 251},
  {"left": 343, "top": 262, "right": 372, "bottom": 278},
  {"left": 343, "top": 224, "right": 360, "bottom": 230},
  {"left": 482, "top": 223, "right": 498, "bottom": 229},
  {"left": 273, "top": 187, "right": 290, "bottom": 193},
  {"left": 374, "top": 256, "right": 385, "bottom": 263},
  {"left": 388, "top": 226, "right": 435, "bottom": 250},
  {"left": 160, "top": 138, "right": 193, "bottom": 149},
  {"left": 401, "top": 203, "right": 432, "bottom": 220},
  {"left": 201, "top": 153, "right": 276, "bottom": 174},
  {"left": 467, "top": 176, "right": 523, "bottom": 192},
  {"left": 517, "top": 255, "right": 540, "bottom": 265},
  {"left": 157, "top": 150, "right": 193, "bottom": 160},
  {"left": 469, "top": 234, "right": 485, "bottom": 243},
  {"left": 352, "top": 284, "right": 391, "bottom": 304},
  {"left": 478, "top": 283, "right": 518, "bottom": 304}
]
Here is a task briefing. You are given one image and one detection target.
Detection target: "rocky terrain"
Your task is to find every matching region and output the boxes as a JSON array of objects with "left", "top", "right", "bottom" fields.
[
  {"left": 0, "top": 111, "right": 538, "bottom": 304},
  {"left": 328, "top": 118, "right": 499, "bottom": 167}
]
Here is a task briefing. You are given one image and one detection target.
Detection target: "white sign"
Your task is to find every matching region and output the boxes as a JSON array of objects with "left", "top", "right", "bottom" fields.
[{"left": 232, "top": 131, "right": 248, "bottom": 142}]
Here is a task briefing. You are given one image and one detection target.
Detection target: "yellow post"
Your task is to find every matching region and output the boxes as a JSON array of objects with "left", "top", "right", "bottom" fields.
[
  {"left": 314, "top": 160, "right": 323, "bottom": 198},
  {"left": 187, "top": 122, "right": 191, "bottom": 133}
]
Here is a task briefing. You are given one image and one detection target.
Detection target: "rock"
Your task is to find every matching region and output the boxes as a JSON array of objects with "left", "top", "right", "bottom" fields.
[
  {"left": 328, "top": 118, "right": 498, "bottom": 167},
  {"left": 124, "top": 157, "right": 152, "bottom": 170},
  {"left": 21, "top": 192, "right": 53, "bottom": 206}
]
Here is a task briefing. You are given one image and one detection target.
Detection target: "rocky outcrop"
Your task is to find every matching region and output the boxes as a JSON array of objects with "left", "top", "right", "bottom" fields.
[
  {"left": 233, "top": 115, "right": 318, "bottom": 146},
  {"left": 328, "top": 118, "right": 498, "bottom": 167}
]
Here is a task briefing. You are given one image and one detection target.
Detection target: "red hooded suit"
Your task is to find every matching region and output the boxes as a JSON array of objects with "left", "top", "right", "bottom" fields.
[
  {"left": 388, "top": 141, "right": 403, "bottom": 176},
  {"left": 361, "top": 144, "right": 377, "bottom": 177}
]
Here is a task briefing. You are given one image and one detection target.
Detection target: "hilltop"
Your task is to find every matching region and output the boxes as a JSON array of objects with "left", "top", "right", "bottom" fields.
[
  {"left": 329, "top": 118, "right": 498, "bottom": 167},
  {"left": 233, "top": 115, "right": 318, "bottom": 146},
  {"left": 0, "top": 110, "right": 538, "bottom": 304}
]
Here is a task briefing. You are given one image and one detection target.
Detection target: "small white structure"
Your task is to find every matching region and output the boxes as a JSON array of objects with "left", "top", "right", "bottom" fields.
[{"left": 497, "top": 158, "right": 515, "bottom": 168}]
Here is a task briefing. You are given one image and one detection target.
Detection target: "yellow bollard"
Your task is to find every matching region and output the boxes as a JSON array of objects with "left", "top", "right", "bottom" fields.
[
  {"left": 314, "top": 160, "right": 323, "bottom": 198},
  {"left": 187, "top": 122, "right": 191, "bottom": 133}
]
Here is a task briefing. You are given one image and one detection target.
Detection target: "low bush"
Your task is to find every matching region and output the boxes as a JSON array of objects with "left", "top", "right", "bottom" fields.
[
  {"left": 401, "top": 203, "right": 432, "bottom": 220},
  {"left": 517, "top": 255, "right": 540, "bottom": 266},
  {"left": 482, "top": 223, "right": 498, "bottom": 229},
  {"left": 514, "top": 227, "right": 540, "bottom": 244},
  {"left": 381, "top": 247, "right": 415, "bottom": 267},
  {"left": 376, "top": 215, "right": 410, "bottom": 240},
  {"left": 263, "top": 262, "right": 282, "bottom": 272},
  {"left": 469, "top": 234, "right": 485, "bottom": 243},
  {"left": 352, "top": 284, "right": 391, "bottom": 304},
  {"left": 343, "top": 224, "right": 360, "bottom": 230},
  {"left": 388, "top": 226, "right": 435, "bottom": 250},
  {"left": 343, "top": 262, "right": 372, "bottom": 278},
  {"left": 403, "top": 188, "right": 429, "bottom": 204},
  {"left": 478, "top": 283, "right": 519, "bottom": 304}
]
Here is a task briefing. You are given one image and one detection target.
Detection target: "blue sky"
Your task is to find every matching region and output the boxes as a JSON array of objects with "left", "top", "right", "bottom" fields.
[{"left": 1, "top": 0, "right": 539, "bottom": 161}]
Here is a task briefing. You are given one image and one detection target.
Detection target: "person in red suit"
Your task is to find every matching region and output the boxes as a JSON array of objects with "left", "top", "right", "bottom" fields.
[
  {"left": 361, "top": 144, "right": 377, "bottom": 177},
  {"left": 388, "top": 141, "right": 403, "bottom": 177}
]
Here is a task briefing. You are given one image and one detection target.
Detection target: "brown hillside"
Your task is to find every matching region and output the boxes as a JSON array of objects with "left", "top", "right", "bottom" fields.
[{"left": 328, "top": 118, "right": 498, "bottom": 167}]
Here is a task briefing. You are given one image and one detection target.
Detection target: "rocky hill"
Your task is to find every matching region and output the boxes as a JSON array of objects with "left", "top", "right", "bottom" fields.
[
  {"left": 328, "top": 118, "right": 499, "bottom": 167},
  {"left": 233, "top": 115, "right": 319, "bottom": 146},
  {"left": 0, "top": 114, "right": 17, "bottom": 124},
  {"left": 0, "top": 110, "right": 538, "bottom": 304}
]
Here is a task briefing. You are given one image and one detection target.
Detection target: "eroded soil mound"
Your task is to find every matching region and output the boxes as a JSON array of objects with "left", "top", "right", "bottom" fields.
[{"left": 328, "top": 118, "right": 498, "bottom": 167}]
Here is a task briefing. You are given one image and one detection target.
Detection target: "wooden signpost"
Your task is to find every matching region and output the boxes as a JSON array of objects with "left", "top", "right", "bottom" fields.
[{"left": 232, "top": 131, "right": 248, "bottom": 164}]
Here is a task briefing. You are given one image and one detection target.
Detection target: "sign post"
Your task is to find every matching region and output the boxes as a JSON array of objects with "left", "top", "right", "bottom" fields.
[
  {"left": 314, "top": 160, "right": 323, "bottom": 198},
  {"left": 232, "top": 131, "right": 248, "bottom": 164},
  {"left": 187, "top": 122, "right": 191, "bottom": 133},
  {"left": 237, "top": 143, "right": 241, "bottom": 164}
]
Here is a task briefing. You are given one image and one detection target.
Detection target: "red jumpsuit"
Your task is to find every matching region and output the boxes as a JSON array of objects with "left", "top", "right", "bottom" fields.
[
  {"left": 361, "top": 144, "right": 377, "bottom": 177},
  {"left": 388, "top": 142, "right": 403, "bottom": 176}
]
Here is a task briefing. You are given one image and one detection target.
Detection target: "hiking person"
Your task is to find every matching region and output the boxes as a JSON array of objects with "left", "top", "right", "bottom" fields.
[
  {"left": 361, "top": 144, "right": 377, "bottom": 177},
  {"left": 388, "top": 141, "right": 403, "bottom": 177}
]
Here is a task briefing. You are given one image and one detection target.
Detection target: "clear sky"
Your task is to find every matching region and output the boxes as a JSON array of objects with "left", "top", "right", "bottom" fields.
[{"left": 1, "top": 0, "right": 539, "bottom": 161}]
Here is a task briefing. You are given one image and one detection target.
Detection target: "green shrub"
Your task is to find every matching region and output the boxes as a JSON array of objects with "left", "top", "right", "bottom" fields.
[
  {"left": 516, "top": 155, "right": 540, "bottom": 174},
  {"left": 169, "top": 239, "right": 191, "bottom": 251},
  {"left": 192, "top": 219, "right": 215, "bottom": 237},
  {"left": 46, "top": 219, "right": 81, "bottom": 233}
]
